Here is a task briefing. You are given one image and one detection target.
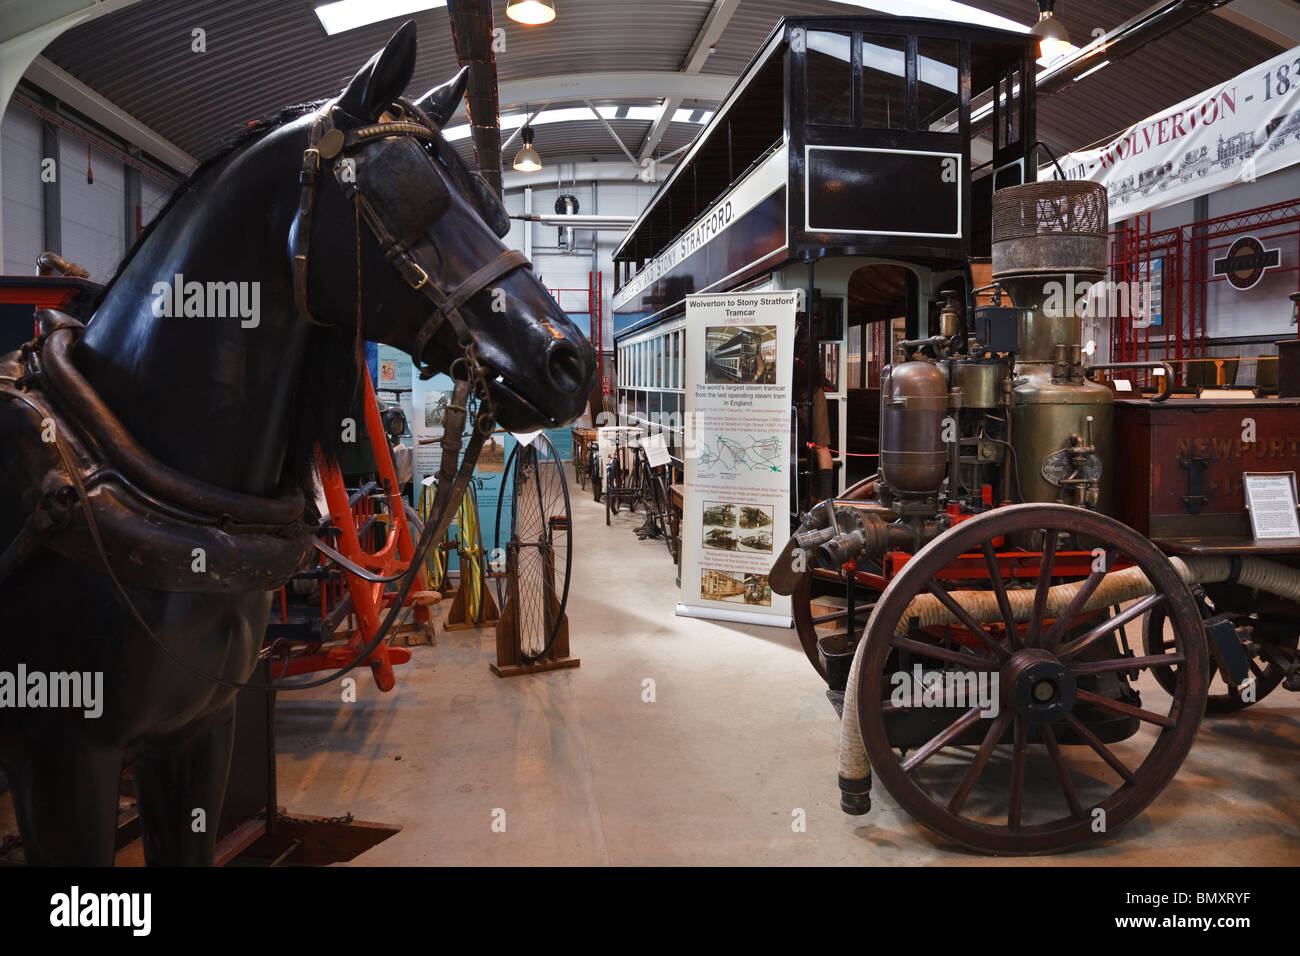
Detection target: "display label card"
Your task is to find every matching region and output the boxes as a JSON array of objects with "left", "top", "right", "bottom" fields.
[
  {"left": 644, "top": 433, "right": 672, "bottom": 468},
  {"left": 1243, "top": 472, "right": 1300, "bottom": 540}
]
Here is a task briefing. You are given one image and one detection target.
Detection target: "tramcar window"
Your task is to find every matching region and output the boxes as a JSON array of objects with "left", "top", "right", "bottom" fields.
[
  {"left": 807, "top": 30, "right": 854, "bottom": 126},
  {"left": 861, "top": 34, "right": 907, "bottom": 129},
  {"left": 917, "top": 38, "right": 960, "bottom": 132}
]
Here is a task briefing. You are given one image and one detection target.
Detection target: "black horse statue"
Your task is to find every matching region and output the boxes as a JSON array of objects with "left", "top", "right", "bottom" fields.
[{"left": 0, "top": 22, "right": 593, "bottom": 865}]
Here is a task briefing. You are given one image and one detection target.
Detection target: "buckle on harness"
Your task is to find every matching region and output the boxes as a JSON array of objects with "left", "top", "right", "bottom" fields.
[{"left": 403, "top": 260, "right": 429, "bottom": 291}]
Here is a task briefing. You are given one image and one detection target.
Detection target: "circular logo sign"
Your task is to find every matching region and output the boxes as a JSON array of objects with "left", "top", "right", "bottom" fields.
[{"left": 1216, "top": 236, "right": 1279, "bottom": 291}]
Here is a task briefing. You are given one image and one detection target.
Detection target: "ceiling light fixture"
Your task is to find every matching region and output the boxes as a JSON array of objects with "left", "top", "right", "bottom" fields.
[
  {"left": 506, "top": 0, "right": 556, "bottom": 25},
  {"left": 513, "top": 126, "right": 542, "bottom": 172},
  {"left": 313, "top": 0, "right": 446, "bottom": 37},
  {"left": 1029, "top": 0, "right": 1072, "bottom": 61}
]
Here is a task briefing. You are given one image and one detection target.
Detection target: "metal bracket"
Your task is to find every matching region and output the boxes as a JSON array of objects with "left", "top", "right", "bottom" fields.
[{"left": 1179, "top": 454, "right": 1210, "bottom": 514}]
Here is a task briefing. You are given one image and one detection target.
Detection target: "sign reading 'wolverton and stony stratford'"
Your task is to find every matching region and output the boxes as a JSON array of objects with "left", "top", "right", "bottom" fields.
[{"left": 1050, "top": 46, "right": 1300, "bottom": 221}]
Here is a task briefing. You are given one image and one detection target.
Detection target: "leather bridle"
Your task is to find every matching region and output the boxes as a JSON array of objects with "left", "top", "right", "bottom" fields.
[{"left": 291, "top": 103, "right": 530, "bottom": 384}]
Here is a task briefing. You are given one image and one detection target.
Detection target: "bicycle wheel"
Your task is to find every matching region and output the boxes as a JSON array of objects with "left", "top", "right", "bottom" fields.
[
  {"left": 459, "top": 485, "right": 485, "bottom": 624},
  {"left": 650, "top": 470, "right": 677, "bottom": 561},
  {"left": 589, "top": 446, "right": 602, "bottom": 502},
  {"left": 605, "top": 458, "right": 620, "bottom": 523},
  {"left": 417, "top": 484, "right": 448, "bottom": 591},
  {"left": 509, "top": 435, "right": 573, "bottom": 663},
  {"left": 494, "top": 443, "right": 520, "bottom": 612}
]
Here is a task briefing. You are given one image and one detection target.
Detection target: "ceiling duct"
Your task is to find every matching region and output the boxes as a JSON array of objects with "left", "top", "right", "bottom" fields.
[{"left": 446, "top": 0, "right": 504, "bottom": 197}]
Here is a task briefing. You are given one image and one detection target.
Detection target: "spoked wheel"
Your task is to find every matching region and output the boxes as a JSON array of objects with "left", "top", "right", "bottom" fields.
[
  {"left": 417, "top": 485, "right": 448, "bottom": 591},
  {"left": 605, "top": 459, "right": 621, "bottom": 524},
  {"left": 855, "top": 503, "right": 1209, "bottom": 855},
  {"left": 457, "top": 485, "right": 485, "bottom": 624},
  {"left": 589, "top": 446, "right": 602, "bottom": 502},
  {"left": 1142, "top": 585, "right": 1300, "bottom": 713},
  {"left": 499, "top": 435, "right": 572, "bottom": 663},
  {"left": 649, "top": 468, "right": 677, "bottom": 561}
]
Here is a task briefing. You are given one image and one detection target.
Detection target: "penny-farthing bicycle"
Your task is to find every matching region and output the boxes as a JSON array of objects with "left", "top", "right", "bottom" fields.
[{"left": 494, "top": 435, "right": 573, "bottom": 663}]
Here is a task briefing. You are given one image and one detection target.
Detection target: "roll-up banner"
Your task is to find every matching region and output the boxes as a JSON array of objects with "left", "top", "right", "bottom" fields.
[
  {"left": 1047, "top": 45, "right": 1300, "bottom": 222},
  {"left": 676, "top": 290, "right": 796, "bottom": 628}
]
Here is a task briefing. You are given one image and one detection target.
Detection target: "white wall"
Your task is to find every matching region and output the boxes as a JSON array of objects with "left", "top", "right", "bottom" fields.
[
  {"left": 502, "top": 168, "right": 659, "bottom": 353},
  {"left": 1, "top": 107, "right": 42, "bottom": 274},
  {"left": 1, "top": 100, "right": 178, "bottom": 282},
  {"left": 59, "top": 133, "right": 124, "bottom": 283}
]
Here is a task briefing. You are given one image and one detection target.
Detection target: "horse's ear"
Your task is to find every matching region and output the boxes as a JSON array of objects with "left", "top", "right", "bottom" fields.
[
  {"left": 335, "top": 20, "right": 418, "bottom": 122},
  {"left": 413, "top": 66, "right": 469, "bottom": 129}
]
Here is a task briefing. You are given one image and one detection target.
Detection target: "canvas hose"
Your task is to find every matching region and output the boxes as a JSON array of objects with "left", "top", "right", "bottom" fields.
[{"left": 836, "top": 555, "right": 1300, "bottom": 788}]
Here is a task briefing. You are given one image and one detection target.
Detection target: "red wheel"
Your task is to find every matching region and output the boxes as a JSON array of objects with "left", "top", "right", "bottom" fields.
[{"left": 853, "top": 503, "right": 1209, "bottom": 855}]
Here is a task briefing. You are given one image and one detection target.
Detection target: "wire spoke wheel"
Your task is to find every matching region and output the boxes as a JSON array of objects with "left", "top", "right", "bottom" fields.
[
  {"left": 855, "top": 503, "right": 1208, "bottom": 855},
  {"left": 417, "top": 484, "right": 448, "bottom": 591},
  {"left": 458, "top": 485, "right": 484, "bottom": 624},
  {"left": 500, "top": 435, "right": 573, "bottom": 663}
]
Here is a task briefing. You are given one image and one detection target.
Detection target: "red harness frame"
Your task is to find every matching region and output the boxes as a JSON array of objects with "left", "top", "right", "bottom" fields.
[{"left": 274, "top": 366, "right": 433, "bottom": 690}]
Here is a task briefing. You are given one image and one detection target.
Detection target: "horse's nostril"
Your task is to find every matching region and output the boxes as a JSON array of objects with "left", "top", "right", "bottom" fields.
[{"left": 546, "top": 342, "right": 583, "bottom": 391}]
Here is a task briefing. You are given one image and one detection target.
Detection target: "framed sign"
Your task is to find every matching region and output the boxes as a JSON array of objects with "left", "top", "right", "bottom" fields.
[{"left": 1243, "top": 472, "right": 1300, "bottom": 540}]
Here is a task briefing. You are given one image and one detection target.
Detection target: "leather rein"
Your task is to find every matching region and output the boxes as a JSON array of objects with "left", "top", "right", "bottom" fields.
[{"left": 12, "top": 102, "right": 528, "bottom": 693}]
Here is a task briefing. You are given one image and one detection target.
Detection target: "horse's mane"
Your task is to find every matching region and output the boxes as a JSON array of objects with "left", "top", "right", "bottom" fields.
[{"left": 92, "top": 99, "right": 365, "bottom": 506}]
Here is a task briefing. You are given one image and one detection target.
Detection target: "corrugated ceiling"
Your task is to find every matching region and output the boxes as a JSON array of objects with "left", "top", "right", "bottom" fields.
[{"left": 30, "top": 0, "right": 1288, "bottom": 173}]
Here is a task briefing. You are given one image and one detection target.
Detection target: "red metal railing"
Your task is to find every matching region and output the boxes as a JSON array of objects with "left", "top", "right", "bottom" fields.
[{"left": 1108, "top": 197, "right": 1300, "bottom": 388}]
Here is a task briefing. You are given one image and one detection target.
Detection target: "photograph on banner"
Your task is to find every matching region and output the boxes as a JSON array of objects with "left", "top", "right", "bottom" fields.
[
  {"left": 410, "top": 370, "right": 457, "bottom": 499},
  {"left": 677, "top": 290, "right": 796, "bottom": 627}
]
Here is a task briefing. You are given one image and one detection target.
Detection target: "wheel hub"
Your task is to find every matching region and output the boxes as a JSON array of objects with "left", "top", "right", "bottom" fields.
[{"left": 1003, "top": 648, "right": 1077, "bottom": 724}]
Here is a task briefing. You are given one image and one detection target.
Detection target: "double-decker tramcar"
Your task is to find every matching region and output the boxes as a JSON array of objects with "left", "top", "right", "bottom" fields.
[{"left": 612, "top": 15, "right": 1040, "bottom": 498}]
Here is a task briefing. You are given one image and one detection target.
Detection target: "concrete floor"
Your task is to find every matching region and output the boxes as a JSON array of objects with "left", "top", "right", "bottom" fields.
[{"left": 270, "top": 471, "right": 1300, "bottom": 866}]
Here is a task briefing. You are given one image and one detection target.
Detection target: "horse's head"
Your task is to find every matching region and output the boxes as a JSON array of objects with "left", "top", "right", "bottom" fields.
[{"left": 300, "top": 22, "right": 594, "bottom": 431}]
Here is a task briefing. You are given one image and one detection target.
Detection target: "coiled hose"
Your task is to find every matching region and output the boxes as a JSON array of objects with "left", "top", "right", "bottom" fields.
[{"left": 836, "top": 555, "right": 1300, "bottom": 805}]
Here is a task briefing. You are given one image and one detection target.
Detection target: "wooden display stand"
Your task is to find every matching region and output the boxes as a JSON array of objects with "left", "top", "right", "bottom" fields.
[
  {"left": 444, "top": 566, "right": 500, "bottom": 631},
  {"left": 490, "top": 544, "right": 579, "bottom": 677}
]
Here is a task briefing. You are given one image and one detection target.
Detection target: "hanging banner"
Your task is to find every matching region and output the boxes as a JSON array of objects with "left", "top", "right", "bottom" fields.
[
  {"left": 1047, "top": 46, "right": 1300, "bottom": 222},
  {"left": 676, "top": 290, "right": 796, "bottom": 628}
]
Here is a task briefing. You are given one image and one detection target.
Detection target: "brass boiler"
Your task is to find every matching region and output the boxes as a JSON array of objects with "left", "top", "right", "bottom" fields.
[{"left": 991, "top": 181, "right": 1114, "bottom": 515}]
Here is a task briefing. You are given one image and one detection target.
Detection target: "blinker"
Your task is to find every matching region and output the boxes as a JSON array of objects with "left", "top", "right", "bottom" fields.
[{"left": 355, "top": 137, "right": 452, "bottom": 244}]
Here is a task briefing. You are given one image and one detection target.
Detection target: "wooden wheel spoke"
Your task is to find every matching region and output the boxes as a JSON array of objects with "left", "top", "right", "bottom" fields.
[
  {"left": 900, "top": 706, "right": 983, "bottom": 773},
  {"left": 891, "top": 635, "right": 999, "bottom": 670},
  {"left": 947, "top": 710, "right": 1013, "bottom": 815},
  {"left": 1008, "top": 717, "right": 1027, "bottom": 832},
  {"left": 1072, "top": 652, "right": 1184, "bottom": 675},
  {"left": 1065, "top": 713, "right": 1137, "bottom": 784},
  {"left": 1076, "top": 688, "right": 1175, "bottom": 729},
  {"left": 1247, "top": 659, "right": 1266, "bottom": 681},
  {"left": 1024, "top": 528, "right": 1059, "bottom": 648},
  {"left": 1041, "top": 549, "right": 1120, "bottom": 651},
  {"left": 1058, "top": 593, "right": 1165, "bottom": 663},
  {"left": 1042, "top": 724, "right": 1085, "bottom": 819},
  {"left": 980, "top": 542, "right": 1019, "bottom": 649},
  {"left": 924, "top": 582, "right": 1010, "bottom": 662}
]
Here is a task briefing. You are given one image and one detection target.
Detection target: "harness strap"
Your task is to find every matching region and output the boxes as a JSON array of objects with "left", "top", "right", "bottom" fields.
[{"left": 409, "top": 249, "right": 531, "bottom": 372}]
